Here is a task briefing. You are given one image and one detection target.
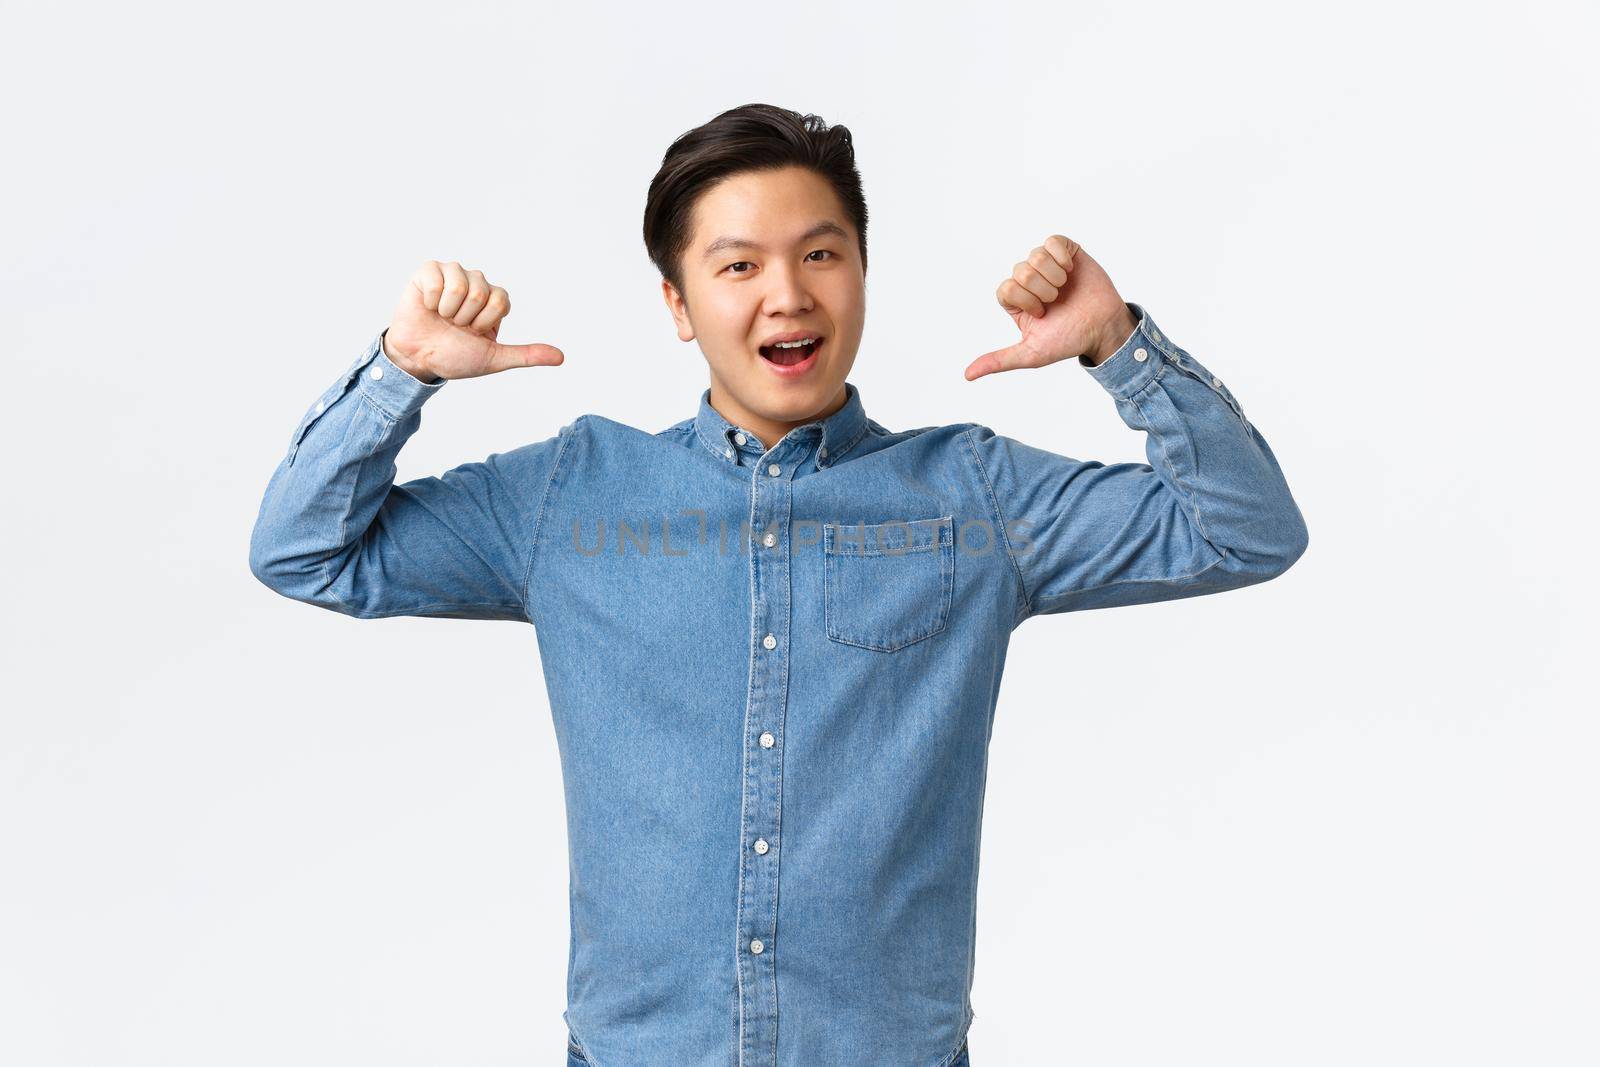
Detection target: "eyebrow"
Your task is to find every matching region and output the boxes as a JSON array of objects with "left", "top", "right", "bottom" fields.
[{"left": 700, "top": 220, "right": 850, "bottom": 260}]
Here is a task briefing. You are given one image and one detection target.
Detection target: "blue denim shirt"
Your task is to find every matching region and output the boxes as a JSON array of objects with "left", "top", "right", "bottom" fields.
[{"left": 250, "top": 302, "right": 1307, "bottom": 1067}]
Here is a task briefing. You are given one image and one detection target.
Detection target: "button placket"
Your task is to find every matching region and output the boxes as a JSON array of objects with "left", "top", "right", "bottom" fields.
[
  {"left": 734, "top": 439, "right": 802, "bottom": 1067},
  {"left": 1155, "top": 327, "right": 1251, "bottom": 429},
  {"left": 289, "top": 340, "right": 379, "bottom": 463}
]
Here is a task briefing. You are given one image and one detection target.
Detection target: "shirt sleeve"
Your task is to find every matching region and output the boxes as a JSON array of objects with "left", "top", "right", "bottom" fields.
[
  {"left": 247, "top": 330, "right": 576, "bottom": 622},
  {"left": 964, "top": 302, "right": 1309, "bottom": 626}
]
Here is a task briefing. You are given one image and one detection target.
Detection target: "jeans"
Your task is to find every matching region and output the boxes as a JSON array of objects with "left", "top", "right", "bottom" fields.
[{"left": 565, "top": 1035, "right": 971, "bottom": 1066}]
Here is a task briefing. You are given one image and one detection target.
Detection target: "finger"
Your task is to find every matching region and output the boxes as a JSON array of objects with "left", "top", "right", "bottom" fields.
[
  {"left": 997, "top": 278, "right": 1046, "bottom": 318},
  {"left": 438, "top": 261, "right": 470, "bottom": 319},
  {"left": 454, "top": 269, "right": 491, "bottom": 326},
  {"left": 487, "top": 340, "right": 566, "bottom": 373},
  {"left": 412, "top": 260, "right": 445, "bottom": 312},
  {"left": 963, "top": 342, "right": 1031, "bottom": 381},
  {"left": 1028, "top": 246, "right": 1068, "bottom": 287},
  {"left": 1043, "top": 234, "right": 1081, "bottom": 272},
  {"left": 1012, "top": 262, "right": 1059, "bottom": 307},
  {"left": 471, "top": 286, "right": 510, "bottom": 334}
]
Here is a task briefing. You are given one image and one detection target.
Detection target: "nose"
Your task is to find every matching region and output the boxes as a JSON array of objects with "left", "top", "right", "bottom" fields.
[{"left": 761, "top": 261, "right": 814, "bottom": 317}]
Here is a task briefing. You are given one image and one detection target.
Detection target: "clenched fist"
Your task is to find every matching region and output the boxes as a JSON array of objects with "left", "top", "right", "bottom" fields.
[
  {"left": 383, "top": 260, "right": 565, "bottom": 383},
  {"left": 964, "top": 237, "right": 1137, "bottom": 380}
]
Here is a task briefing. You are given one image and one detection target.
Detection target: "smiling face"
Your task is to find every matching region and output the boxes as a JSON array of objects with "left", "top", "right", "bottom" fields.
[{"left": 662, "top": 165, "right": 866, "bottom": 451}]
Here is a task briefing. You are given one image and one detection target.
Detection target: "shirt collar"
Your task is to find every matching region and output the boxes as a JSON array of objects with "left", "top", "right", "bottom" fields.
[{"left": 694, "top": 381, "right": 869, "bottom": 470}]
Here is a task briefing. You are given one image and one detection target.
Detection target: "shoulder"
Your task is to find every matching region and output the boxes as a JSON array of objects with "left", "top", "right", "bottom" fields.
[
  {"left": 654, "top": 416, "right": 697, "bottom": 443},
  {"left": 867, "top": 417, "right": 984, "bottom": 449}
]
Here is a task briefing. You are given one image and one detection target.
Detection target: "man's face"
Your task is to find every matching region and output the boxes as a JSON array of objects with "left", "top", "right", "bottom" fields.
[{"left": 663, "top": 165, "right": 865, "bottom": 446}]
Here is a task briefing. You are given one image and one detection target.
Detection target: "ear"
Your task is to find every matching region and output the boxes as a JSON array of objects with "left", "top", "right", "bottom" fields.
[{"left": 661, "top": 278, "right": 695, "bottom": 342}]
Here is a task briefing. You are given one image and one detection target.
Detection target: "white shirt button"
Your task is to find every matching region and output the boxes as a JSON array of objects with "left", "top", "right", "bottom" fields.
[
  {"left": 315, "top": 400, "right": 325, "bottom": 414},
  {"left": 1152, "top": 328, "right": 1162, "bottom": 341},
  {"left": 762, "top": 532, "right": 777, "bottom": 547},
  {"left": 370, "top": 364, "right": 384, "bottom": 380},
  {"left": 768, "top": 463, "right": 781, "bottom": 477},
  {"left": 753, "top": 838, "right": 769, "bottom": 854},
  {"left": 762, "top": 633, "right": 777, "bottom": 650},
  {"left": 1133, "top": 348, "right": 1148, "bottom": 363},
  {"left": 734, "top": 432, "right": 747, "bottom": 445},
  {"left": 750, "top": 938, "right": 764, "bottom": 954},
  {"left": 818, "top": 445, "right": 828, "bottom": 458},
  {"left": 1211, "top": 376, "right": 1222, "bottom": 387},
  {"left": 759, "top": 732, "right": 775, "bottom": 748},
  {"left": 724, "top": 447, "right": 734, "bottom": 459}
]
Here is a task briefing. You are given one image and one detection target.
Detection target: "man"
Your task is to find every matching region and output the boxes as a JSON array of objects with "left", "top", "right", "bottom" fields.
[{"left": 249, "top": 102, "right": 1308, "bottom": 1067}]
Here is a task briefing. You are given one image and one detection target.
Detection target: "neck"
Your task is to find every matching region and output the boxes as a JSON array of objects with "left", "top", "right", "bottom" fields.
[{"left": 708, "top": 379, "right": 849, "bottom": 452}]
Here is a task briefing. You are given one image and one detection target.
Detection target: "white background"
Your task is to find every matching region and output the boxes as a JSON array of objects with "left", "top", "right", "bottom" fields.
[{"left": 3, "top": 2, "right": 1595, "bottom": 1064}]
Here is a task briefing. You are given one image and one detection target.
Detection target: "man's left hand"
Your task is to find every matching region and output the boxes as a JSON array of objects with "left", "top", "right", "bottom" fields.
[{"left": 964, "top": 235, "right": 1137, "bottom": 380}]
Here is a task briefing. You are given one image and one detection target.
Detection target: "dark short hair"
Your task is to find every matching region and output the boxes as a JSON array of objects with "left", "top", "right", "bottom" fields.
[{"left": 643, "top": 103, "right": 869, "bottom": 301}]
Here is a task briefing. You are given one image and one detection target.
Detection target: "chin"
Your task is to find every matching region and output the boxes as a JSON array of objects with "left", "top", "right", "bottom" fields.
[{"left": 762, "top": 374, "right": 837, "bottom": 405}]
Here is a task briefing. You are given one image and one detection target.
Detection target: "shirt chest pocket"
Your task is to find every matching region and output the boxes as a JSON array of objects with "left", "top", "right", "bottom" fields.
[{"left": 822, "top": 515, "right": 954, "bottom": 652}]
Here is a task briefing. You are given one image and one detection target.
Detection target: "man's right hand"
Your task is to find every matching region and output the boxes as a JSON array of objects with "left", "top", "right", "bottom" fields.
[{"left": 383, "top": 260, "right": 565, "bottom": 383}]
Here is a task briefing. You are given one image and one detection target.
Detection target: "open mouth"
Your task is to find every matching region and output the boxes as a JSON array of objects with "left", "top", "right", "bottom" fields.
[{"left": 759, "top": 336, "right": 824, "bottom": 367}]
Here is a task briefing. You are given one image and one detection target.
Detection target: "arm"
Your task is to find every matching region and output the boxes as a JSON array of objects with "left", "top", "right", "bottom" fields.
[
  {"left": 247, "top": 330, "right": 574, "bottom": 622},
  {"left": 966, "top": 301, "right": 1309, "bottom": 626}
]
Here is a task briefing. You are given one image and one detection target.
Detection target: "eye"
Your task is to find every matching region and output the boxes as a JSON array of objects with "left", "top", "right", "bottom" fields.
[{"left": 723, "top": 250, "right": 835, "bottom": 275}]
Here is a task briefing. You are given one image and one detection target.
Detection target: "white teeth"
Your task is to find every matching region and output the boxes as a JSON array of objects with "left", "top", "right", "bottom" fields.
[{"left": 772, "top": 338, "right": 817, "bottom": 349}]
